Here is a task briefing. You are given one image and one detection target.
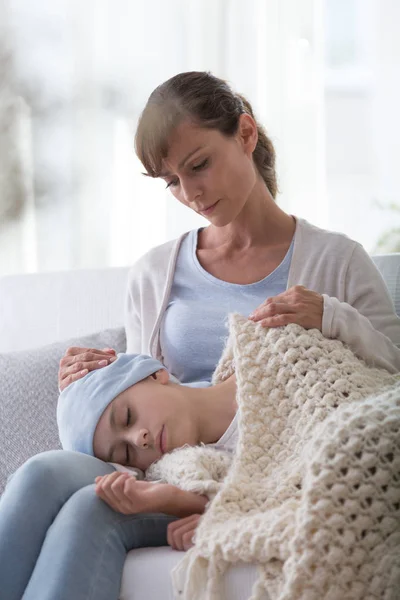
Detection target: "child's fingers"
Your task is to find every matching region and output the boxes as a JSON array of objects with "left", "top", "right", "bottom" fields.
[
  {"left": 96, "top": 484, "right": 129, "bottom": 513},
  {"left": 123, "top": 476, "right": 139, "bottom": 491},
  {"left": 96, "top": 471, "right": 126, "bottom": 488},
  {"left": 167, "top": 514, "right": 201, "bottom": 550},
  {"left": 97, "top": 472, "right": 133, "bottom": 513},
  {"left": 95, "top": 472, "right": 125, "bottom": 501},
  {"left": 110, "top": 474, "right": 138, "bottom": 512},
  {"left": 96, "top": 471, "right": 135, "bottom": 485}
]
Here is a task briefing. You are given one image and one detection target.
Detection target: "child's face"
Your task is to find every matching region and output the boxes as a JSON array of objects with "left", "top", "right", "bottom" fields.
[{"left": 92, "top": 370, "right": 197, "bottom": 471}]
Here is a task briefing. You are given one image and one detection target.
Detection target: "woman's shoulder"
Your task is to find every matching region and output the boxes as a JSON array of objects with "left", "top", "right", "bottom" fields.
[{"left": 296, "top": 217, "right": 360, "bottom": 254}]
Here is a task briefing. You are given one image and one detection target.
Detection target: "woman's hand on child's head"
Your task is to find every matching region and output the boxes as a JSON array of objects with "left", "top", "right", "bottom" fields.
[
  {"left": 94, "top": 472, "right": 161, "bottom": 515},
  {"left": 58, "top": 347, "right": 117, "bottom": 391}
]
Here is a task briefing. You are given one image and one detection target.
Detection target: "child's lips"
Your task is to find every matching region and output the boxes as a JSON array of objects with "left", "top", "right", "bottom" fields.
[
  {"left": 159, "top": 425, "right": 167, "bottom": 454},
  {"left": 157, "top": 425, "right": 165, "bottom": 455}
]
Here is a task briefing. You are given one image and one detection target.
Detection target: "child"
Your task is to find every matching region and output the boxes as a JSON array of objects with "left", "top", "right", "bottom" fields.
[
  {"left": 57, "top": 352, "right": 238, "bottom": 517},
  {"left": 0, "top": 353, "right": 237, "bottom": 600}
]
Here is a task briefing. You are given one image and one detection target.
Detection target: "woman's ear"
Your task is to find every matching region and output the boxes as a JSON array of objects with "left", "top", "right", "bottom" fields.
[
  {"left": 238, "top": 113, "right": 258, "bottom": 156},
  {"left": 151, "top": 369, "right": 170, "bottom": 385}
]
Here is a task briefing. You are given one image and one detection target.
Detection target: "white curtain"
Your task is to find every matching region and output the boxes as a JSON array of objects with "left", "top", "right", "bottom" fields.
[{"left": 0, "top": 0, "right": 326, "bottom": 275}]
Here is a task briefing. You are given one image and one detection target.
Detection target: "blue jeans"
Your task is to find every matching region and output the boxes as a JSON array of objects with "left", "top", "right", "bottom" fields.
[{"left": 0, "top": 450, "right": 178, "bottom": 600}]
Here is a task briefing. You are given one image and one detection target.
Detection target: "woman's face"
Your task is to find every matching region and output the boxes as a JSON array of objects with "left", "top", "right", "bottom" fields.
[
  {"left": 93, "top": 371, "right": 196, "bottom": 471},
  {"left": 160, "top": 115, "right": 258, "bottom": 226}
]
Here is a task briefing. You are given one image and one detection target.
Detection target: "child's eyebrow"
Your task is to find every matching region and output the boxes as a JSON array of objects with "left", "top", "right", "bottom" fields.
[
  {"left": 106, "top": 405, "right": 118, "bottom": 462},
  {"left": 109, "top": 404, "right": 117, "bottom": 431}
]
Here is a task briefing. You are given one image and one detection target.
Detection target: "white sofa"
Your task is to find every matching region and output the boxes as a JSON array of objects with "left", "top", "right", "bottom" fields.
[{"left": 0, "top": 253, "right": 399, "bottom": 600}]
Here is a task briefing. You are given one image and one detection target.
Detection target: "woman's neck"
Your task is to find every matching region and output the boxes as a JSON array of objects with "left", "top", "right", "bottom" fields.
[{"left": 199, "top": 179, "right": 295, "bottom": 252}]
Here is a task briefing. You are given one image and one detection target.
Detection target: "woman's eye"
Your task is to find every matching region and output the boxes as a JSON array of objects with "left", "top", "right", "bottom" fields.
[
  {"left": 166, "top": 178, "right": 179, "bottom": 189},
  {"left": 126, "top": 408, "right": 131, "bottom": 427},
  {"left": 193, "top": 158, "right": 208, "bottom": 171}
]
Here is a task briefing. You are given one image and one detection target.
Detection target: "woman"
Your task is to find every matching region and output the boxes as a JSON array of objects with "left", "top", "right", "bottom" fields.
[
  {"left": 1, "top": 71, "right": 398, "bottom": 600},
  {"left": 59, "top": 68, "right": 400, "bottom": 595},
  {"left": 60, "top": 71, "right": 400, "bottom": 390}
]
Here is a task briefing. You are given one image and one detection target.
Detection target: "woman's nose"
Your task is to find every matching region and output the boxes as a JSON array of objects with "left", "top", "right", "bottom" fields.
[{"left": 180, "top": 179, "right": 201, "bottom": 206}]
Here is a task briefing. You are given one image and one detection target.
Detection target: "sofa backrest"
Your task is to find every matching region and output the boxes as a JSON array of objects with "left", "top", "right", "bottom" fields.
[
  {"left": 0, "top": 267, "right": 130, "bottom": 352},
  {"left": 0, "top": 254, "right": 399, "bottom": 353},
  {"left": 372, "top": 254, "right": 400, "bottom": 317}
]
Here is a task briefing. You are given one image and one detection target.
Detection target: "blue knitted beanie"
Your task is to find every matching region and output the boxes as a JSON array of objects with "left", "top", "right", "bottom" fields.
[{"left": 57, "top": 353, "right": 165, "bottom": 456}]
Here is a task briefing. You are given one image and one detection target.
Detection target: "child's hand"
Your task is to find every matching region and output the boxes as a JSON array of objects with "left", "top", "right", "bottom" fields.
[
  {"left": 167, "top": 513, "right": 202, "bottom": 551},
  {"left": 94, "top": 472, "right": 161, "bottom": 514}
]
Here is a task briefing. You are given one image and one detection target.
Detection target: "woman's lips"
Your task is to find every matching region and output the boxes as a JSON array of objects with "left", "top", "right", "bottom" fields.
[{"left": 199, "top": 200, "right": 219, "bottom": 216}]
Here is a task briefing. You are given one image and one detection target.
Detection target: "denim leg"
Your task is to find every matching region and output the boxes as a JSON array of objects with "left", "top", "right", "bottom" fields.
[
  {"left": 0, "top": 450, "right": 116, "bottom": 600},
  {"left": 23, "top": 484, "right": 177, "bottom": 600}
]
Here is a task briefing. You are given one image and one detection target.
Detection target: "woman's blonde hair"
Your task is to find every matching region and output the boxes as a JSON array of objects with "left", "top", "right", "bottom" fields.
[{"left": 135, "top": 71, "right": 278, "bottom": 198}]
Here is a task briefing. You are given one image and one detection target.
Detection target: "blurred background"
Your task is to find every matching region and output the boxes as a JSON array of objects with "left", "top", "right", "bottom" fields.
[{"left": 0, "top": 0, "right": 399, "bottom": 276}]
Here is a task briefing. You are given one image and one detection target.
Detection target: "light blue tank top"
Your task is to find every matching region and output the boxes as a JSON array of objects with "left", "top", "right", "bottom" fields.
[{"left": 160, "top": 229, "right": 294, "bottom": 384}]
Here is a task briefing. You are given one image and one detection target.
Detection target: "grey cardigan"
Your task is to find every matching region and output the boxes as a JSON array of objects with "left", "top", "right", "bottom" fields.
[{"left": 124, "top": 217, "right": 400, "bottom": 373}]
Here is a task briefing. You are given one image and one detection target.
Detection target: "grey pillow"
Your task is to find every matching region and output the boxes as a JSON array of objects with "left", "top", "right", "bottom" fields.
[{"left": 0, "top": 327, "right": 126, "bottom": 496}]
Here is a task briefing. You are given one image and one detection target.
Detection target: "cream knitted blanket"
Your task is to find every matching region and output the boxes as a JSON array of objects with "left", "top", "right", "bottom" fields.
[{"left": 146, "top": 315, "right": 400, "bottom": 600}]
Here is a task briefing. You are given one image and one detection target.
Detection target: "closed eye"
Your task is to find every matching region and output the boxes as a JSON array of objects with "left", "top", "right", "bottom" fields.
[
  {"left": 166, "top": 179, "right": 179, "bottom": 189},
  {"left": 165, "top": 158, "right": 209, "bottom": 189},
  {"left": 192, "top": 158, "right": 208, "bottom": 171}
]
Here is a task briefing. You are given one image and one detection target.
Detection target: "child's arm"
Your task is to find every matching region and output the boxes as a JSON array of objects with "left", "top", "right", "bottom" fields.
[
  {"left": 155, "top": 482, "right": 208, "bottom": 517},
  {"left": 95, "top": 472, "right": 208, "bottom": 517}
]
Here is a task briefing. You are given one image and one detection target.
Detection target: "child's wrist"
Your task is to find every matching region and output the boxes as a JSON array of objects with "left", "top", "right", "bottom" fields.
[
  {"left": 150, "top": 483, "right": 177, "bottom": 513},
  {"left": 152, "top": 483, "right": 209, "bottom": 518}
]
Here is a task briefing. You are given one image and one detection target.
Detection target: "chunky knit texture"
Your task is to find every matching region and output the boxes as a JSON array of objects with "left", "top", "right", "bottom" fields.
[{"left": 146, "top": 315, "right": 400, "bottom": 600}]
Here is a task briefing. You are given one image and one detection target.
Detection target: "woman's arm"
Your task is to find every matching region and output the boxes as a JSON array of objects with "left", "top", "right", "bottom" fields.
[
  {"left": 322, "top": 243, "right": 400, "bottom": 373},
  {"left": 124, "top": 238, "right": 180, "bottom": 356},
  {"left": 250, "top": 244, "right": 400, "bottom": 373}
]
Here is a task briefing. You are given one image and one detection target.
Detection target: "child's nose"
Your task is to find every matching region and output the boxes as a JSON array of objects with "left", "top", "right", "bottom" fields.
[{"left": 132, "top": 428, "right": 151, "bottom": 449}]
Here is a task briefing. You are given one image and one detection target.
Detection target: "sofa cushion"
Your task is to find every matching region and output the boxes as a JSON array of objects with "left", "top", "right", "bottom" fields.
[{"left": 0, "top": 327, "right": 126, "bottom": 496}]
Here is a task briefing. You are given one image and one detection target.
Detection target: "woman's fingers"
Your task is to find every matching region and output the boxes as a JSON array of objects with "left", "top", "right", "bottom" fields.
[
  {"left": 63, "top": 346, "right": 116, "bottom": 359},
  {"left": 251, "top": 302, "right": 297, "bottom": 319},
  {"left": 167, "top": 514, "right": 202, "bottom": 550},
  {"left": 58, "top": 348, "right": 117, "bottom": 391},
  {"left": 249, "top": 286, "right": 323, "bottom": 330},
  {"left": 58, "top": 370, "right": 89, "bottom": 392},
  {"left": 249, "top": 302, "right": 299, "bottom": 328},
  {"left": 259, "top": 313, "right": 298, "bottom": 327}
]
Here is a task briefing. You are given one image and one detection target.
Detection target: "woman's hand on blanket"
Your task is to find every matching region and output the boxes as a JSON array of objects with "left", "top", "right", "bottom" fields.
[
  {"left": 249, "top": 285, "right": 323, "bottom": 331},
  {"left": 94, "top": 472, "right": 163, "bottom": 514},
  {"left": 167, "top": 514, "right": 202, "bottom": 551},
  {"left": 58, "top": 346, "right": 117, "bottom": 391}
]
